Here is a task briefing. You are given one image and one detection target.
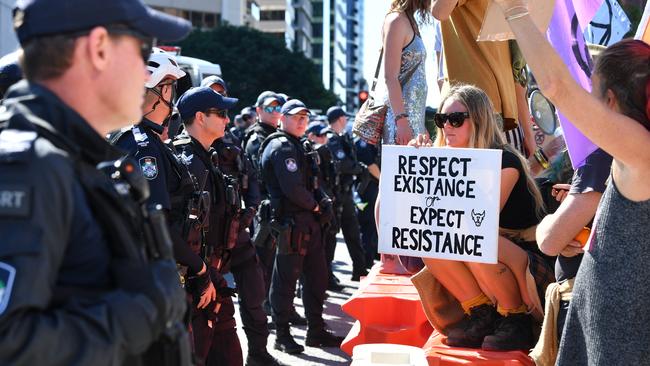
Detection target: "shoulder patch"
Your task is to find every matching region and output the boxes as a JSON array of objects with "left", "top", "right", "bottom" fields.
[
  {"left": 179, "top": 151, "right": 194, "bottom": 166},
  {"left": 132, "top": 126, "right": 149, "bottom": 147},
  {"left": 139, "top": 156, "right": 158, "bottom": 180},
  {"left": 336, "top": 150, "right": 346, "bottom": 159},
  {"left": 0, "top": 129, "right": 36, "bottom": 155},
  {"left": 359, "top": 140, "right": 367, "bottom": 148},
  {"left": 0, "top": 185, "right": 31, "bottom": 218},
  {"left": 0, "top": 261, "right": 16, "bottom": 316},
  {"left": 285, "top": 158, "right": 298, "bottom": 172}
]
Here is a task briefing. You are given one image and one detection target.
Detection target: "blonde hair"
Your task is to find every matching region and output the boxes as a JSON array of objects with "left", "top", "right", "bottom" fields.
[
  {"left": 389, "top": 0, "right": 432, "bottom": 23},
  {"left": 435, "top": 84, "right": 546, "bottom": 218}
]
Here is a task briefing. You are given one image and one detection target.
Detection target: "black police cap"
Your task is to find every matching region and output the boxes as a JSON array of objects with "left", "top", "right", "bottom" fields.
[{"left": 13, "top": 0, "right": 192, "bottom": 44}]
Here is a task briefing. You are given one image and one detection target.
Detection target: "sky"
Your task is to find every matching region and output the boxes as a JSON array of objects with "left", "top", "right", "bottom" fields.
[{"left": 363, "top": 0, "right": 442, "bottom": 107}]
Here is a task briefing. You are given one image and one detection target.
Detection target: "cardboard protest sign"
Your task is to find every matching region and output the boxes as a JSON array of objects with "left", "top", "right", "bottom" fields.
[
  {"left": 478, "top": 0, "right": 556, "bottom": 41},
  {"left": 378, "top": 146, "right": 502, "bottom": 264}
]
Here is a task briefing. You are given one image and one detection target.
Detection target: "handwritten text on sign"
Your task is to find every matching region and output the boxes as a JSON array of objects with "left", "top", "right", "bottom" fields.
[{"left": 378, "top": 146, "right": 502, "bottom": 264}]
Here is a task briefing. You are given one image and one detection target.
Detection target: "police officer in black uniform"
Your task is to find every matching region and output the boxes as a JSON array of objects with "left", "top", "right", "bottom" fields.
[
  {"left": 325, "top": 106, "right": 369, "bottom": 280},
  {"left": 354, "top": 136, "right": 381, "bottom": 268},
  {"left": 175, "top": 87, "right": 243, "bottom": 366},
  {"left": 229, "top": 107, "right": 255, "bottom": 144},
  {"left": 305, "top": 121, "right": 344, "bottom": 291},
  {"left": 213, "top": 129, "right": 285, "bottom": 366},
  {"left": 0, "top": 1, "right": 191, "bottom": 364},
  {"left": 242, "top": 91, "right": 283, "bottom": 310},
  {"left": 260, "top": 99, "right": 343, "bottom": 354},
  {"left": 113, "top": 49, "right": 218, "bottom": 312}
]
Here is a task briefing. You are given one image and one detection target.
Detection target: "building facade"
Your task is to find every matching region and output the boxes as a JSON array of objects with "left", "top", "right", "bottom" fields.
[
  {"left": 144, "top": 0, "right": 260, "bottom": 29},
  {"left": 256, "top": 0, "right": 314, "bottom": 58},
  {"left": 311, "top": 0, "right": 364, "bottom": 111}
]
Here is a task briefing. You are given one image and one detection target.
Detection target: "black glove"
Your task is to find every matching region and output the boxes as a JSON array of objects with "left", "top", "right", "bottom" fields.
[
  {"left": 215, "top": 287, "right": 238, "bottom": 303},
  {"left": 112, "top": 258, "right": 187, "bottom": 338},
  {"left": 187, "top": 269, "right": 211, "bottom": 308},
  {"left": 317, "top": 198, "right": 335, "bottom": 225},
  {"left": 239, "top": 207, "right": 257, "bottom": 230}
]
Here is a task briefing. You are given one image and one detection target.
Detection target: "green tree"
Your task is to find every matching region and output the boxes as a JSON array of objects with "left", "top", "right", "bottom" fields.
[{"left": 178, "top": 25, "right": 339, "bottom": 112}]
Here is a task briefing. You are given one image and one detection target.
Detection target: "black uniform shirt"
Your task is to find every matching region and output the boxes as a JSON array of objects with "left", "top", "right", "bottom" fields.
[
  {"left": 175, "top": 134, "right": 227, "bottom": 251},
  {"left": 0, "top": 81, "right": 158, "bottom": 363},
  {"left": 260, "top": 131, "right": 318, "bottom": 214},
  {"left": 114, "top": 119, "right": 204, "bottom": 274},
  {"left": 327, "top": 133, "right": 364, "bottom": 186},
  {"left": 243, "top": 122, "right": 277, "bottom": 174},
  {"left": 114, "top": 119, "right": 176, "bottom": 210}
]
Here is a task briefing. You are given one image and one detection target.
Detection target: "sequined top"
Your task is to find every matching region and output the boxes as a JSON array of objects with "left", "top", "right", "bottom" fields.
[{"left": 383, "top": 34, "right": 428, "bottom": 144}]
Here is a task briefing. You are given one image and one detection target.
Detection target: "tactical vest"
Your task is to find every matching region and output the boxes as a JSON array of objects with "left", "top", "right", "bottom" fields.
[{"left": 0, "top": 103, "right": 191, "bottom": 366}]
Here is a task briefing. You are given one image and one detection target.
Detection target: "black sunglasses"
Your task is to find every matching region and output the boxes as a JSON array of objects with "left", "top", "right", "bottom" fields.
[
  {"left": 205, "top": 109, "right": 228, "bottom": 118},
  {"left": 434, "top": 112, "right": 470, "bottom": 128},
  {"left": 104, "top": 25, "right": 154, "bottom": 62},
  {"left": 63, "top": 24, "right": 154, "bottom": 62}
]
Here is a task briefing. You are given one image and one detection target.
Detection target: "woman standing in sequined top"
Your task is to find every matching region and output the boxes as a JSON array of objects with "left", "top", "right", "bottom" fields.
[{"left": 382, "top": 0, "right": 430, "bottom": 146}]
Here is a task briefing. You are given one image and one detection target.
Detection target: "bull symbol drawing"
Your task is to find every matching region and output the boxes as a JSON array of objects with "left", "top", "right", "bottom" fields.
[{"left": 471, "top": 209, "right": 486, "bottom": 227}]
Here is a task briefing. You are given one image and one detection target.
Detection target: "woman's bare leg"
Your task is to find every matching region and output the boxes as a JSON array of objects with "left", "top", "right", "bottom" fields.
[
  {"left": 495, "top": 236, "right": 533, "bottom": 309},
  {"left": 466, "top": 261, "right": 523, "bottom": 310},
  {"left": 376, "top": 190, "right": 408, "bottom": 274},
  {"left": 423, "top": 258, "right": 483, "bottom": 302}
]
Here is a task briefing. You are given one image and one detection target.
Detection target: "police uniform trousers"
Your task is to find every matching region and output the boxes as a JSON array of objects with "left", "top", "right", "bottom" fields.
[
  {"left": 324, "top": 216, "right": 340, "bottom": 277},
  {"left": 358, "top": 182, "right": 379, "bottom": 266},
  {"left": 229, "top": 230, "right": 269, "bottom": 352},
  {"left": 270, "top": 213, "right": 327, "bottom": 328},
  {"left": 191, "top": 268, "right": 243, "bottom": 366},
  {"left": 336, "top": 190, "right": 367, "bottom": 273},
  {"left": 254, "top": 219, "right": 276, "bottom": 304}
]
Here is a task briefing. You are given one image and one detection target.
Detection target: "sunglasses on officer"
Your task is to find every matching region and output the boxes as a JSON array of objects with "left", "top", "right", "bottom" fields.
[
  {"left": 434, "top": 112, "right": 470, "bottom": 128},
  {"left": 263, "top": 105, "right": 282, "bottom": 114},
  {"left": 204, "top": 109, "right": 228, "bottom": 118},
  {"left": 64, "top": 24, "right": 154, "bottom": 62}
]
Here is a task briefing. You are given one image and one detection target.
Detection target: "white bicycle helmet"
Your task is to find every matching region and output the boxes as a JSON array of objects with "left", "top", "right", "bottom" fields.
[{"left": 145, "top": 47, "right": 186, "bottom": 88}]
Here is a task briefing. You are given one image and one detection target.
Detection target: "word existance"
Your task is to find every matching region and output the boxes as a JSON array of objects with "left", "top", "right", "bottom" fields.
[{"left": 394, "top": 155, "right": 476, "bottom": 197}]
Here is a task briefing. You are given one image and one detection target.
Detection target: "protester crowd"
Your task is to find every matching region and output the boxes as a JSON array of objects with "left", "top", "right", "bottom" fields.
[{"left": 0, "top": 0, "right": 648, "bottom": 365}]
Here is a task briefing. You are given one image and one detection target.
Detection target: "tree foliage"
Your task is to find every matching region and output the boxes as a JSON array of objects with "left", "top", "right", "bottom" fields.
[{"left": 178, "top": 25, "right": 339, "bottom": 112}]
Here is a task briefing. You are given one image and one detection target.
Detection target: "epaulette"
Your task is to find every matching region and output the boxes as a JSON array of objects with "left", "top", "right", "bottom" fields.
[
  {"left": 0, "top": 129, "right": 36, "bottom": 163},
  {"left": 172, "top": 135, "right": 192, "bottom": 147},
  {"left": 132, "top": 126, "right": 149, "bottom": 147}
]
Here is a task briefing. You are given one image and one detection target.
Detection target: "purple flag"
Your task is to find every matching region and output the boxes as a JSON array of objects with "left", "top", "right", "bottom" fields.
[
  {"left": 573, "top": 0, "right": 604, "bottom": 30},
  {"left": 547, "top": 0, "right": 603, "bottom": 168}
]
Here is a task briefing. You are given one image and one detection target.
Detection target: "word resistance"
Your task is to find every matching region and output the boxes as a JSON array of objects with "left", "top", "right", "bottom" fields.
[{"left": 391, "top": 227, "right": 484, "bottom": 257}]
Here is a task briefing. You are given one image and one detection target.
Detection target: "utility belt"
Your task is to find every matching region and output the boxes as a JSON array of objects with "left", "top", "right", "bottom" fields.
[{"left": 270, "top": 217, "right": 310, "bottom": 256}]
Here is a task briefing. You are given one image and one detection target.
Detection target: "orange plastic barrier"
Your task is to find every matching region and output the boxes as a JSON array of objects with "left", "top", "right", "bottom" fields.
[
  {"left": 423, "top": 330, "right": 535, "bottom": 366},
  {"left": 340, "top": 266, "right": 434, "bottom": 355}
]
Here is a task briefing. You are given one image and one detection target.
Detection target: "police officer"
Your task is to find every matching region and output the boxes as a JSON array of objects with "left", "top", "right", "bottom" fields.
[
  {"left": 305, "top": 121, "right": 344, "bottom": 291},
  {"left": 260, "top": 99, "right": 343, "bottom": 354},
  {"left": 175, "top": 87, "right": 243, "bottom": 366},
  {"left": 354, "top": 136, "right": 381, "bottom": 268},
  {"left": 0, "top": 0, "right": 191, "bottom": 364},
  {"left": 325, "top": 106, "right": 369, "bottom": 280},
  {"left": 0, "top": 51, "right": 22, "bottom": 100},
  {"left": 229, "top": 107, "right": 255, "bottom": 143},
  {"left": 201, "top": 75, "right": 228, "bottom": 96},
  {"left": 113, "top": 49, "right": 218, "bottom": 313},
  {"left": 213, "top": 128, "right": 285, "bottom": 366},
  {"left": 242, "top": 91, "right": 283, "bottom": 311}
]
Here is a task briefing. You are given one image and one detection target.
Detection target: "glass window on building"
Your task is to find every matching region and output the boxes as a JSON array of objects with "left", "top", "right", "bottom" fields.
[
  {"left": 191, "top": 11, "right": 203, "bottom": 27},
  {"left": 313, "top": 1, "right": 323, "bottom": 17},
  {"left": 312, "top": 45, "right": 323, "bottom": 58},
  {"left": 260, "top": 10, "right": 285, "bottom": 21}
]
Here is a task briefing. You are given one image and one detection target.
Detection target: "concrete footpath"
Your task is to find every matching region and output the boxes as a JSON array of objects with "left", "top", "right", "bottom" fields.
[{"left": 229, "top": 235, "right": 361, "bottom": 365}]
